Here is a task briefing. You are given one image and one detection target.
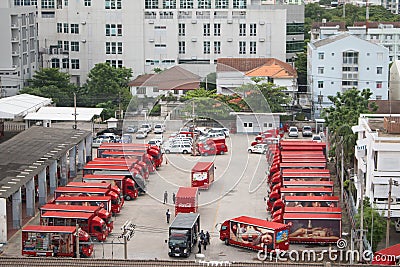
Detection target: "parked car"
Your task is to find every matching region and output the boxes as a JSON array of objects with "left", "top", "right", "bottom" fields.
[
  {"left": 311, "top": 134, "right": 322, "bottom": 142},
  {"left": 148, "top": 139, "right": 162, "bottom": 147},
  {"left": 140, "top": 123, "right": 152, "bottom": 133},
  {"left": 302, "top": 125, "right": 313, "bottom": 137},
  {"left": 247, "top": 144, "right": 268, "bottom": 154},
  {"left": 207, "top": 132, "right": 225, "bottom": 139},
  {"left": 153, "top": 124, "right": 166, "bottom": 134},
  {"left": 122, "top": 134, "right": 132, "bottom": 143},
  {"left": 288, "top": 126, "right": 299, "bottom": 138},
  {"left": 92, "top": 138, "right": 110, "bottom": 148},
  {"left": 97, "top": 127, "right": 122, "bottom": 136},
  {"left": 209, "top": 127, "right": 230, "bottom": 137},
  {"left": 153, "top": 134, "right": 164, "bottom": 144},
  {"left": 136, "top": 130, "right": 148, "bottom": 139},
  {"left": 126, "top": 125, "right": 138, "bottom": 133},
  {"left": 164, "top": 143, "right": 192, "bottom": 154}
]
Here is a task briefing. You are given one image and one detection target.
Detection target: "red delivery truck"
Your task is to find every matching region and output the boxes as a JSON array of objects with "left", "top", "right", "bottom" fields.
[
  {"left": 54, "top": 186, "right": 122, "bottom": 215},
  {"left": 82, "top": 174, "right": 138, "bottom": 200},
  {"left": 39, "top": 203, "right": 113, "bottom": 232},
  {"left": 54, "top": 195, "right": 112, "bottom": 214},
  {"left": 66, "top": 181, "right": 123, "bottom": 207},
  {"left": 191, "top": 162, "right": 215, "bottom": 189},
  {"left": 284, "top": 212, "right": 342, "bottom": 244},
  {"left": 22, "top": 225, "right": 94, "bottom": 258},
  {"left": 101, "top": 150, "right": 155, "bottom": 173},
  {"left": 219, "top": 216, "right": 290, "bottom": 252},
  {"left": 87, "top": 158, "right": 149, "bottom": 180},
  {"left": 175, "top": 187, "right": 198, "bottom": 216},
  {"left": 197, "top": 137, "right": 228, "bottom": 156},
  {"left": 40, "top": 211, "right": 109, "bottom": 242}
]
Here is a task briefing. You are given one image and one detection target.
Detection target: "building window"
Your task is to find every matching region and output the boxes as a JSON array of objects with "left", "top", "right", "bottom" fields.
[
  {"left": 215, "top": 0, "right": 228, "bottom": 8},
  {"left": 163, "top": 0, "right": 176, "bottom": 8},
  {"left": 318, "top": 81, "right": 324, "bottom": 89},
  {"left": 106, "top": 24, "right": 123, "bottom": 36},
  {"left": 318, "top": 52, "right": 324, "bottom": 60},
  {"left": 84, "top": 0, "right": 91, "bottom": 6},
  {"left": 214, "top": 23, "right": 221, "bottom": 36},
  {"left": 178, "top": 23, "right": 185, "bottom": 36},
  {"left": 203, "top": 23, "right": 210, "bottom": 36},
  {"left": 64, "top": 0, "right": 68, "bottom": 6},
  {"left": 233, "top": 0, "right": 247, "bottom": 8},
  {"left": 198, "top": 0, "right": 211, "bottom": 8},
  {"left": 376, "top": 81, "right": 383, "bottom": 88},
  {"left": 239, "top": 24, "right": 246, "bottom": 36},
  {"left": 180, "top": 0, "right": 193, "bottom": 8},
  {"left": 42, "top": 0, "right": 55, "bottom": 8},
  {"left": 173, "top": 89, "right": 179, "bottom": 94},
  {"left": 244, "top": 122, "right": 253, "bottom": 127},
  {"left": 63, "top": 23, "right": 69, "bottom": 33},
  {"left": 179, "top": 41, "right": 185, "bottom": 54},
  {"left": 106, "top": 59, "right": 123, "bottom": 68},
  {"left": 137, "top": 87, "right": 146, "bottom": 94},
  {"left": 57, "top": 23, "right": 62, "bottom": 33},
  {"left": 214, "top": 41, "right": 221, "bottom": 54},
  {"left": 250, "top": 41, "right": 256, "bottom": 54},
  {"left": 63, "top": 41, "right": 69, "bottom": 51},
  {"left": 155, "top": 44, "right": 167, "bottom": 47},
  {"left": 51, "top": 58, "right": 60, "bottom": 68},
  {"left": 105, "top": 0, "right": 122, "bottom": 9},
  {"left": 144, "top": 0, "right": 158, "bottom": 8},
  {"left": 62, "top": 58, "right": 69, "bottom": 69},
  {"left": 318, "top": 67, "right": 324, "bottom": 74},
  {"left": 71, "top": 41, "right": 79, "bottom": 52},
  {"left": 203, "top": 41, "right": 210, "bottom": 54},
  {"left": 71, "top": 59, "right": 80, "bottom": 69},
  {"left": 377, "top": 67, "right": 383, "bottom": 74},
  {"left": 70, "top": 24, "right": 79, "bottom": 34},
  {"left": 343, "top": 51, "right": 358, "bottom": 64},
  {"left": 57, "top": 40, "right": 62, "bottom": 48},
  {"left": 250, "top": 24, "right": 256, "bottom": 36},
  {"left": 376, "top": 95, "right": 382, "bottom": 100},
  {"left": 239, "top": 41, "right": 246, "bottom": 54},
  {"left": 106, "top": 42, "right": 122, "bottom": 54}
]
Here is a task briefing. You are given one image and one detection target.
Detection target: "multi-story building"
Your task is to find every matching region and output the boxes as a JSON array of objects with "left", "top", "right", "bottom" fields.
[
  {"left": 353, "top": 114, "right": 400, "bottom": 222},
  {"left": 1, "top": 0, "right": 303, "bottom": 93},
  {"left": 0, "top": 1, "right": 38, "bottom": 97},
  {"left": 308, "top": 33, "right": 389, "bottom": 118}
]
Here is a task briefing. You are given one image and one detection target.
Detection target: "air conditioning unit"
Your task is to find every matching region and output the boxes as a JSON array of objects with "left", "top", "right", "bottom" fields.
[
  {"left": 11, "top": 24, "right": 17, "bottom": 27},
  {"left": 149, "top": 39, "right": 154, "bottom": 43},
  {"left": 227, "top": 38, "right": 233, "bottom": 42},
  {"left": 12, "top": 65, "right": 18, "bottom": 68},
  {"left": 259, "top": 21, "right": 265, "bottom": 25},
  {"left": 259, "top": 38, "right": 265, "bottom": 42},
  {"left": 191, "top": 37, "right": 197, "bottom": 42},
  {"left": 184, "top": 11, "right": 190, "bottom": 15},
  {"left": 227, "top": 20, "right": 233, "bottom": 24},
  {"left": 148, "top": 20, "right": 154, "bottom": 24},
  {"left": 81, "top": 21, "right": 86, "bottom": 25},
  {"left": 52, "top": 48, "right": 59, "bottom": 54},
  {"left": 198, "top": 11, "right": 203, "bottom": 15},
  {"left": 191, "top": 20, "right": 197, "bottom": 24}
]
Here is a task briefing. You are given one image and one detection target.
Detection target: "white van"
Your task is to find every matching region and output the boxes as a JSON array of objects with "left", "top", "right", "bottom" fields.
[
  {"left": 164, "top": 143, "right": 192, "bottom": 154},
  {"left": 154, "top": 124, "right": 166, "bottom": 134}
]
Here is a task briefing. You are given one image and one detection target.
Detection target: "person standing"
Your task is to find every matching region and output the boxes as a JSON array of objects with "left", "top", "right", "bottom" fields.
[
  {"left": 166, "top": 209, "right": 171, "bottom": 223},
  {"left": 198, "top": 239, "right": 202, "bottom": 253},
  {"left": 172, "top": 192, "right": 176, "bottom": 204},
  {"left": 203, "top": 238, "right": 207, "bottom": 251},
  {"left": 163, "top": 190, "right": 168, "bottom": 204},
  {"left": 205, "top": 231, "right": 210, "bottom": 245}
]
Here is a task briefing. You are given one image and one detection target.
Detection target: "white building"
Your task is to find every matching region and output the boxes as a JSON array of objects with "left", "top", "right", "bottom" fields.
[
  {"left": 308, "top": 33, "right": 389, "bottom": 118},
  {"left": 0, "top": 2, "right": 38, "bottom": 96},
  {"left": 353, "top": 114, "right": 400, "bottom": 219},
  {"left": 389, "top": 60, "right": 400, "bottom": 100},
  {"left": 4, "top": 0, "right": 303, "bottom": 90}
]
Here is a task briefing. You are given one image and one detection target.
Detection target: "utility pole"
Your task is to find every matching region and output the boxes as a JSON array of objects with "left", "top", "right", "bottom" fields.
[
  {"left": 75, "top": 224, "right": 80, "bottom": 258},
  {"left": 341, "top": 136, "right": 344, "bottom": 204},
  {"left": 386, "top": 178, "right": 393, "bottom": 248},
  {"left": 73, "top": 92, "right": 77, "bottom": 129},
  {"left": 359, "top": 171, "right": 364, "bottom": 257}
]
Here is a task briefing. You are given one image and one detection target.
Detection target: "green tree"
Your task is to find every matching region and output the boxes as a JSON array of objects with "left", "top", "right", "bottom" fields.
[
  {"left": 181, "top": 87, "right": 216, "bottom": 100},
  {"left": 20, "top": 68, "right": 77, "bottom": 106},
  {"left": 355, "top": 199, "right": 386, "bottom": 252},
  {"left": 82, "top": 63, "right": 132, "bottom": 119},
  {"left": 200, "top": 72, "right": 217, "bottom": 91},
  {"left": 294, "top": 52, "right": 307, "bottom": 93}
]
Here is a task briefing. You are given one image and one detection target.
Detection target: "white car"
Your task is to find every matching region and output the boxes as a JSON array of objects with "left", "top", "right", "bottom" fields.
[
  {"left": 164, "top": 143, "right": 192, "bottom": 154},
  {"left": 207, "top": 132, "right": 226, "bottom": 139},
  {"left": 248, "top": 144, "right": 268, "bottom": 154},
  {"left": 136, "top": 130, "right": 148, "bottom": 139},
  {"left": 153, "top": 124, "right": 166, "bottom": 134},
  {"left": 148, "top": 139, "right": 162, "bottom": 147},
  {"left": 209, "top": 127, "right": 230, "bottom": 137},
  {"left": 311, "top": 134, "right": 322, "bottom": 142},
  {"left": 140, "top": 123, "right": 152, "bottom": 133},
  {"left": 288, "top": 126, "right": 299, "bottom": 138}
]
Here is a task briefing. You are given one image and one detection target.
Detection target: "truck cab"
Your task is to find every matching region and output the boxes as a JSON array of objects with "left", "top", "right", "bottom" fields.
[{"left": 168, "top": 213, "right": 200, "bottom": 257}]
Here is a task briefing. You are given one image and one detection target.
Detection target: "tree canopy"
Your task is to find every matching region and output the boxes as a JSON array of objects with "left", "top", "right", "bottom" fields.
[{"left": 20, "top": 68, "right": 77, "bottom": 106}]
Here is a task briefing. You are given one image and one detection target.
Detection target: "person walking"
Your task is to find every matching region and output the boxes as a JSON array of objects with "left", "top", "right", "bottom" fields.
[
  {"left": 166, "top": 209, "right": 171, "bottom": 223},
  {"left": 163, "top": 190, "right": 168, "bottom": 204},
  {"left": 199, "top": 230, "right": 205, "bottom": 244},
  {"left": 203, "top": 238, "right": 207, "bottom": 251},
  {"left": 205, "top": 231, "right": 210, "bottom": 245},
  {"left": 198, "top": 239, "right": 202, "bottom": 253},
  {"left": 172, "top": 192, "right": 176, "bottom": 204}
]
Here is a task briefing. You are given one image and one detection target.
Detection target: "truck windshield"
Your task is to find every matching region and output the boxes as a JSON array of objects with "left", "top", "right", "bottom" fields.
[{"left": 169, "top": 239, "right": 187, "bottom": 247}]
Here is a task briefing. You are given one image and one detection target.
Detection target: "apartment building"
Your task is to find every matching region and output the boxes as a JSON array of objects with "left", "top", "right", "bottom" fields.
[
  {"left": 0, "top": 2, "right": 38, "bottom": 97},
  {"left": 1, "top": 0, "right": 303, "bottom": 94},
  {"left": 308, "top": 33, "right": 389, "bottom": 118},
  {"left": 353, "top": 114, "right": 400, "bottom": 221}
]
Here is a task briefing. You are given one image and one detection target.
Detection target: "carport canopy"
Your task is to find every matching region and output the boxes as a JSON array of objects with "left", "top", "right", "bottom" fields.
[
  {"left": 0, "top": 94, "right": 52, "bottom": 119},
  {"left": 24, "top": 107, "right": 103, "bottom": 121}
]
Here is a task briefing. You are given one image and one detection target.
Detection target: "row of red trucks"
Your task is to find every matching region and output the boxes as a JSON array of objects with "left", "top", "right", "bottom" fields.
[{"left": 22, "top": 142, "right": 163, "bottom": 258}]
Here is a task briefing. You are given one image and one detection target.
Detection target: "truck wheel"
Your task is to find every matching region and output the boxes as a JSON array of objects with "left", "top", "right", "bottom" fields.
[
  {"left": 224, "top": 238, "right": 229, "bottom": 246},
  {"left": 125, "top": 195, "right": 132, "bottom": 201},
  {"left": 182, "top": 150, "right": 188, "bottom": 154},
  {"left": 248, "top": 149, "right": 252, "bottom": 153},
  {"left": 204, "top": 152, "right": 208, "bottom": 156},
  {"left": 220, "top": 151, "right": 224, "bottom": 155},
  {"left": 165, "top": 150, "right": 170, "bottom": 154},
  {"left": 263, "top": 150, "right": 267, "bottom": 154}
]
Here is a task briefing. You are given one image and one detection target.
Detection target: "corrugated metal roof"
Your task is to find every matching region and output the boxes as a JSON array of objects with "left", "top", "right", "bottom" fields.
[
  {"left": 24, "top": 107, "right": 103, "bottom": 121},
  {"left": 0, "top": 94, "right": 52, "bottom": 119},
  {"left": 312, "top": 33, "right": 351, "bottom": 48}
]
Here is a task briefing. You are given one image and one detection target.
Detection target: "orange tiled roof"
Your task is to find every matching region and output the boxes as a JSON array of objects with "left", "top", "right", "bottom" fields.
[{"left": 245, "top": 63, "right": 295, "bottom": 78}]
